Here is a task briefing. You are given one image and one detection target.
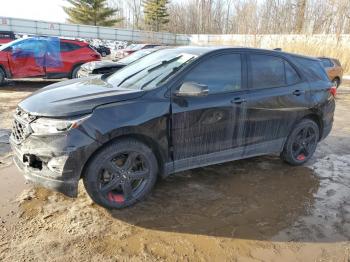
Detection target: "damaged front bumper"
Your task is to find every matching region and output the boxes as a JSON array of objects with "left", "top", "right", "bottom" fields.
[{"left": 10, "top": 129, "right": 99, "bottom": 197}]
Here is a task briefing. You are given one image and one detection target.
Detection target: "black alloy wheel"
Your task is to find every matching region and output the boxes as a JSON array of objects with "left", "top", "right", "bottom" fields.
[
  {"left": 83, "top": 139, "right": 158, "bottom": 209},
  {"left": 99, "top": 152, "right": 150, "bottom": 203},
  {"left": 291, "top": 126, "right": 318, "bottom": 161},
  {"left": 281, "top": 119, "right": 319, "bottom": 166}
]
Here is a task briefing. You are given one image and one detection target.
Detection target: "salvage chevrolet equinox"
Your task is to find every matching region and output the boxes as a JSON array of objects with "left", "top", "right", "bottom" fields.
[{"left": 10, "top": 47, "right": 335, "bottom": 209}]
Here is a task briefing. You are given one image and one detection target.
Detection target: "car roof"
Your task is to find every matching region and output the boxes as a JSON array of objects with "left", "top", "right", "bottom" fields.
[{"left": 168, "top": 46, "right": 319, "bottom": 61}]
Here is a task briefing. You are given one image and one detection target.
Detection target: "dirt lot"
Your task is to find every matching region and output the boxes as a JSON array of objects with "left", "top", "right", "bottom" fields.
[{"left": 0, "top": 80, "right": 350, "bottom": 261}]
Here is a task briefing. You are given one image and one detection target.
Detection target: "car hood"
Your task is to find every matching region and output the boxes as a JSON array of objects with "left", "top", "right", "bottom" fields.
[
  {"left": 19, "top": 76, "right": 145, "bottom": 117},
  {"left": 84, "top": 60, "right": 125, "bottom": 70}
]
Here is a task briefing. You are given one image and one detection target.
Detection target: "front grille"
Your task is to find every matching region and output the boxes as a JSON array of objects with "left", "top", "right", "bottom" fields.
[
  {"left": 12, "top": 119, "right": 28, "bottom": 143},
  {"left": 11, "top": 108, "right": 35, "bottom": 144}
]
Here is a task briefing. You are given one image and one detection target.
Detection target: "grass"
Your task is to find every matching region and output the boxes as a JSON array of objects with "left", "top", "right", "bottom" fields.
[{"left": 197, "top": 34, "right": 350, "bottom": 74}]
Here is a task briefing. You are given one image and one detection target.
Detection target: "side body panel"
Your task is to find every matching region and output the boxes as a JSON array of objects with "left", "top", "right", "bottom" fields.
[
  {"left": 81, "top": 89, "right": 171, "bottom": 175},
  {"left": 243, "top": 52, "right": 311, "bottom": 149},
  {"left": 45, "top": 41, "right": 100, "bottom": 77}
]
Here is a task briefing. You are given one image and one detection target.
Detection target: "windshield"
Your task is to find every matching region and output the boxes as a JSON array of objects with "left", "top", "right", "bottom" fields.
[
  {"left": 117, "top": 49, "right": 156, "bottom": 64},
  {"left": 107, "top": 49, "right": 198, "bottom": 90}
]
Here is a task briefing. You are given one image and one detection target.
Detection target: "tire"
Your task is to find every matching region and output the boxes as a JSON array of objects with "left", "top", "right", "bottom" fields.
[
  {"left": 83, "top": 138, "right": 158, "bottom": 209},
  {"left": 332, "top": 78, "right": 340, "bottom": 88},
  {"left": 71, "top": 65, "right": 81, "bottom": 79},
  {"left": 281, "top": 119, "right": 319, "bottom": 166},
  {"left": 0, "top": 68, "right": 5, "bottom": 86},
  {"left": 101, "top": 51, "right": 107, "bottom": 57}
]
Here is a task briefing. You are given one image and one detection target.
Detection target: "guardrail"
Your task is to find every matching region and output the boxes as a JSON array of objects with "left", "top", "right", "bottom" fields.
[{"left": 0, "top": 16, "right": 190, "bottom": 45}]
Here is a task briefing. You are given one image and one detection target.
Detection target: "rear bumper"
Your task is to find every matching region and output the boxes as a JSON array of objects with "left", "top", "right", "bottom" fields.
[{"left": 321, "top": 121, "right": 333, "bottom": 141}]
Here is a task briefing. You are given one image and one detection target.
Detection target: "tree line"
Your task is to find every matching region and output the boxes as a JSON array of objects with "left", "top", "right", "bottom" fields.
[{"left": 64, "top": 0, "right": 350, "bottom": 34}]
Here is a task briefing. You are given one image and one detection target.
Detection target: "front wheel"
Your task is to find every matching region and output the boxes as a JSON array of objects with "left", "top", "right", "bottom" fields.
[
  {"left": 83, "top": 139, "right": 158, "bottom": 209},
  {"left": 281, "top": 119, "right": 319, "bottom": 166}
]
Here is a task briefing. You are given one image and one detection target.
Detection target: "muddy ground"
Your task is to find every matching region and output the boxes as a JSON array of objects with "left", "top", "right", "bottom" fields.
[{"left": 0, "top": 80, "right": 350, "bottom": 261}]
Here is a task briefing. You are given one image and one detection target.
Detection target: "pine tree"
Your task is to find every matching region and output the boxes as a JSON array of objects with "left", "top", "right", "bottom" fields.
[
  {"left": 143, "top": 0, "right": 170, "bottom": 31},
  {"left": 63, "top": 0, "right": 122, "bottom": 27}
]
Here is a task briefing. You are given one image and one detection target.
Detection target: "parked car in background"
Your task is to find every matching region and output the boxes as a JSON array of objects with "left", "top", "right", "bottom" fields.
[
  {"left": 0, "top": 31, "right": 16, "bottom": 46},
  {"left": 77, "top": 47, "right": 163, "bottom": 77},
  {"left": 94, "top": 45, "right": 111, "bottom": 57},
  {"left": 0, "top": 37, "right": 101, "bottom": 85},
  {"left": 10, "top": 47, "right": 335, "bottom": 209},
  {"left": 114, "top": 43, "right": 161, "bottom": 60},
  {"left": 318, "top": 57, "right": 343, "bottom": 88}
]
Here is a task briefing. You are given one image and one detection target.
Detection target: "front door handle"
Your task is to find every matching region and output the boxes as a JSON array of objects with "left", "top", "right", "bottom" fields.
[
  {"left": 231, "top": 97, "right": 246, "bottom": 104},
  {"left": 293, "top": 90, "right": 305, "bottom": 96}
]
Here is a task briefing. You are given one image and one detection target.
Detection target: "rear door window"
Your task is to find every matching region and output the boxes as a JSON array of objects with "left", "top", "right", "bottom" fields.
[
  {"left": 250, "top": 54, "right": 300, "bottom": 89},
  {"left": 285, "top": 61, "right": 300, "bottom": 85},
  {"left": 183, "top": 53, "right": 242, "bottom": 94},
  {"left": 60, "top": 42, "right": 81, "bottom": 52}
]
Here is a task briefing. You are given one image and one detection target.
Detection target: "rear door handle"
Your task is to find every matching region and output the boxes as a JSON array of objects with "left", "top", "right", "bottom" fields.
[
  {"left": 292, "top": 90, "right": 305, "bottom": 96},
  {"left": 231, "top": 97, "right": 246, "bottom": 104}
]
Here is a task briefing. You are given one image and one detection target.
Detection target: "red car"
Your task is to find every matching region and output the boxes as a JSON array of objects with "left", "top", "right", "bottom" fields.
[
  {"left": 0, "top": 31, "right": 16, "bottom": 45},
  {"left": 0, "top": 37, "right": 101, "bottom": 85}
]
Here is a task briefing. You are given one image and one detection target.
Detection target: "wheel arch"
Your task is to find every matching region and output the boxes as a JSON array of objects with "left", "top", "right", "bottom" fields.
[
  {"left": 300, "top": 113, "right": 323, "bottom": 140},
  {"left": 70, "top": 63, "right": 84, "bottom": 78},
  {"left": 332, "top": 76, "right": 340, "bottom": 82},
  {"left": 0, "top": 64, "right": 9, "bottom": 78},
  {"left": 80, "top": 133, "right": 167, "bottom": 179}
]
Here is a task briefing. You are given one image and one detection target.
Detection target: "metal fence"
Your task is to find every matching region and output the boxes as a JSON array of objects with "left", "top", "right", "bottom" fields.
[{"left": 0, "top": 16, "right": 190, "bottom": 45}]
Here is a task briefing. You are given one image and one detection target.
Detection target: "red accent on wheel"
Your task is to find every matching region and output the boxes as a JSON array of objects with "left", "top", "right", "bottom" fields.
[
  {"left": 108, "top": 192, "right": 115, "bottom": 202},
  {"left": 297, "top": 154, "right": 305, "bottom": 161},
  {"left": 108, "top": 192, "right": 125, "bottom": 203},
  {"left": 113, "top": 194, "right": 125, "bottom": 203}
]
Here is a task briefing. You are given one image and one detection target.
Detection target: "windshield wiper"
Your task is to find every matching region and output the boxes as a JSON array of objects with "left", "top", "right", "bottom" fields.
[
  {"left": 116, "top": 67, "right": 148, "bottom": 87},
  {"left": 147, "top": 56, "right": 182, "bottom": 73},
  {"left": 156, "top": 57, "right": 196, "bottom": 85}
]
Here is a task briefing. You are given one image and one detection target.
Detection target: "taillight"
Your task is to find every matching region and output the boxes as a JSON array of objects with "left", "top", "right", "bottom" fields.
[{"left": 329, "top": 85, "right": 337, "bottom": 97}]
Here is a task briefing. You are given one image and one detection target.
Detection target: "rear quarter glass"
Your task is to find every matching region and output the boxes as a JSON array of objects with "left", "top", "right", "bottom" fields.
[
  {"left": 292, "top": 57, "right": 330, "bottom": 82},
  {"left": 332, "top": 59, "right": 342, "bottom": 67}
]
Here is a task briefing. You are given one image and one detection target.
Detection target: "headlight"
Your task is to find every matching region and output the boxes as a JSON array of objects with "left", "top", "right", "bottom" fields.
[{"left": 30, "top": 115, "right": 90, "bottom": 135}]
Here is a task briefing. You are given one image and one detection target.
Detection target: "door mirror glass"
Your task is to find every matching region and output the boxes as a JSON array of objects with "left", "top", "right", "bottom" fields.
[{"left": 175, "top": 82, "right": 209, "bottom": 97}]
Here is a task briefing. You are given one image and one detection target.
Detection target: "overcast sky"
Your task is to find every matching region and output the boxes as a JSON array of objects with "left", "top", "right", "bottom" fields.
[{"left": 0, "top": 0, "right": 68, "bottom": 23}]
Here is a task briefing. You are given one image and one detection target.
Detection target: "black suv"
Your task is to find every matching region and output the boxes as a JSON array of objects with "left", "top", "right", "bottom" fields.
[{"left": 10, "top": 47, "right": 335, "bottom": 209}]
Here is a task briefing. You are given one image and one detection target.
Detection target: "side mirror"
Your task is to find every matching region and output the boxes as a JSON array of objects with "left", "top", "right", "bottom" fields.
[{"left": 175, "top": 82, "right": 209, "bottom": 97}]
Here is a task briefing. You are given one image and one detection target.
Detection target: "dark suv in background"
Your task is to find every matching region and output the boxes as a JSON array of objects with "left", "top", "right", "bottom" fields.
[{"left": 10, "top": 47, "right": 335, "bottom": 209}]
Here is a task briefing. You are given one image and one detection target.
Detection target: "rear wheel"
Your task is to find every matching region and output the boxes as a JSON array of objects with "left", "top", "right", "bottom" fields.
[
  {"left": 332, "top": 78, "right": 340, "bottom": 88},
  {"left": 83, "top": 138, "right": 158, "bottom": 209},
  {"left": 71, "top": 65, "right": 82, "bottom": 79},
  {"left": 101, "top": 51, "right": 107, "bottom": 57},
  {"left": 281, "top": 119, "right": 319, "bottom": 166},
  {"left": 0, "top": 68, "right": 5, "bottom": 86}
]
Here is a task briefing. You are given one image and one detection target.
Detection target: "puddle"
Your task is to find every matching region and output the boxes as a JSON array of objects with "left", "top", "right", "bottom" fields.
[
  {"left": 110, "top": 156, "right": 320, "bottom": 240},
  {"left": 0, "top": 165, "right": 28, "bottom": 221}
]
